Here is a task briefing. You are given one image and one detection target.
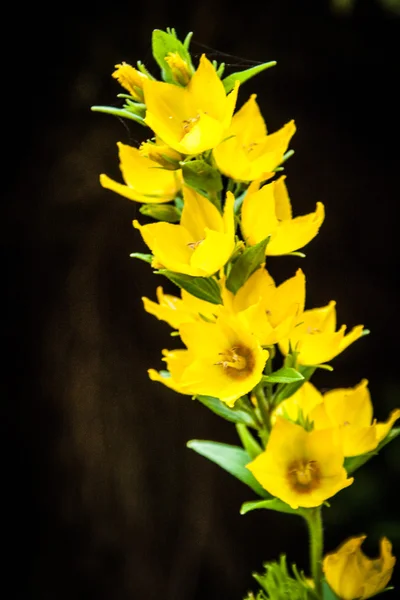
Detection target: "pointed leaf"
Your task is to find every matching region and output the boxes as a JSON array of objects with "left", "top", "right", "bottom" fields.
[
  {"left": 130, "top": 253, "right": 153, "bottom": 264},
  {"left": 181, "top": 160, "right": 223, "bottom": 193},
  {"left": 91, "top": 106, "right": 146, "bottom": 125},
  {"left": 263, "top": 367, "right": 304, "bottom": 384},
  {"left": 222, "top": 61, "right": 276, "bottom": 93},
  {"left": 240, "top": 498, "right": 303, "bottom": 516},
  {"left": 196, "top": 395, "right": 257, "bottom": 427},
  {"left": 187, "top": 440, "right": 270, "bottom": 498},
  {"left": 157, "top": 271, "right": 222, "bottom": 304},
  {"left": 226, "top": 237, "right": 269, "bottom": 294},
  {"left": 139, "top": 203, "right": 181, "bottom": 223},
  {"left": 236, "top": 424, "right": 263, "bottom": 459},
  {"left": 344, "top": 427, "right": 400, "bottom": 475},
  {"left": 274, "top": 366, "right": 316, "bottom": 403}
]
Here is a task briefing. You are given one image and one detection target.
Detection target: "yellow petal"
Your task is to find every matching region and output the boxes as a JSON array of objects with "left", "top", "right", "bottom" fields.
[
  {"left": 241, "top": 181, "right": 279, "bottom": 245},
  {"left": 180, "top": 186, "right": 223, "bottom": 239},
  {"left": 230, "top": 94, "right": 267, "bottom": 145},
  {"left": 213, "top": 136, "right": 252, "bottom": 181},
  {"left": 180, "top": 111, "right": 225, "bottom": 154},
  {"left": 273, "top": 175, "right": 292, "bottom": 221},
  {"left": 324, "top": 379, "right": 373, "bottom": 428},
  {"left": 190, "top": 230, "right": 234, "bottom": 275},
  {"left": 189, "top": 55, "right": 228, "bottom": 121},
  {"left": 266, "top": 202, "right": 325, "bottom": 255},
  {"left": 375, "top": 408, "right": 400, "bottom": 443}
]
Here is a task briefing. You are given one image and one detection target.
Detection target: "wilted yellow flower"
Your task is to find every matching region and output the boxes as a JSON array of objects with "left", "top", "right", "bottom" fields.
[
  {"left": 164, "top": 52, "right": 193, "bottom": 86},
  {"left": 139, "top": 138, "right": 182, "bottom": 170},
  {"left": 143, "top": 54, "right": 239, "bottom": 155},
  {"left": 112, "top": 63, "right": 148, "bottom": 101},
  {"left": 149, "top": 313, "right": 269, "bottom": 406},
  {"left": 279, "top": 301, "right": 365, "bottom": 365},
  {"left": 222, "top": 267, "right": 305, "bottom": 346},
  {"left": 213, "top": 95, "right": 295, "bottom": 181},
  {"left": 134, "top": 187, "right": 235, "bottom": 276},
  {"left": 247, "top": 417, "right": 353, "bottom": 509},
  {"left": 310, "top": 380, "right": 400, "bottom": 456},
  {"left": 241, "top": 176, "right": 325, "bottom": 255},
  {"left": 323, "top": 535, "right": 396, "bottom": 600},
  {"left": 142, "top": 286, "right": 219, "bottom": 329},
  {"left": 100, "top": 142, "right": 181, "bottom": 203}
]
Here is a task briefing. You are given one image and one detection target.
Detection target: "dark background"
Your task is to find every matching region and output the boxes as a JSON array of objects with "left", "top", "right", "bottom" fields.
[{"left": 5, "top": 0, "right": 400, "bottom": 598}]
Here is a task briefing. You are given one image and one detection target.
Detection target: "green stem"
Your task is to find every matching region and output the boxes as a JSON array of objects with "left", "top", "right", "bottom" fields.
[
  {"left": 253, "top": 382, "right": 271, "bottom": 440},
  {"left": 306, "top": 507, "right": 324, "bottom": 598}
]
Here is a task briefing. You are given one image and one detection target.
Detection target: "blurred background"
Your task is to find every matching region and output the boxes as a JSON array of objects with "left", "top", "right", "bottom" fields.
[{"left": 4, "top": 0, "right": 400, "bottom": 598}]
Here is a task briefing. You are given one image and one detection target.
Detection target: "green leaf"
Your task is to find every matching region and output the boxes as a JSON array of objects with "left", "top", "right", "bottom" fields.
[
  {"left": 129, "top": 253, "right": 153, "bottom": 264},
  {"left": 91, "top": 106, "right": 146, "bottom": 125},
  {"left": 196, "top": 395, "right": 257, "bottom": 427},
  {"left": 240, "top": 498, "right": 303, "bottom": 517},
  {"left": 139, "top": 203, "right": 181, "bottom": 223},
  {"left": 152, "top": 29, "right": 193, "bottom": 83},
  {"left": 344, "top": 427, "right": 400, "bottom": 475},
  {"left": 274, "top": 366, "right": 316, "bottom": 404},
  {"left": 181, "top": 160, "right": 223, "bottom": 194},
  {"left": 187, "top": 440, "right": 270, "bottom": 498},
  {"left": 263, "top": 367, "right": 304, "bottom": 384},
  {"left": 226, "top": 237, "right": 269, "bottom": 294},
  {"left": 236, "top": 424, "right": 263, "bottom": 459},
  {"left": 157, "top": 270, "right": 222, "bottom": 304},
  {"left": 222, "top": 61, "right": 277, "bottom": 93},
  {"left": 322, "top": 581, "right": 340, "bottom": 600}
]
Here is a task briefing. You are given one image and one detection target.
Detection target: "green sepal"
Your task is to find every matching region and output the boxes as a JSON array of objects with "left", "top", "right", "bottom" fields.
[
  {"left": 157, "top": 270, "right": 222, "bottom": 304},
  {"left": 91, "top": 105, "right": 146, "bottom": 126},
  {"left": 187, "top": 440, "right": 270, "bottom": 498},
  {"left": 196, "top": 395, "right": 258, "bottom": 428},
  {"left": 263, "top": 367, "right": 304, "bottom": 384},
  {"left": 344, "top": 427, "right": 400, "bottom": 475},
  {"left": 181, "top": 160, "right": 223, "bottom": 194},
  {"left": 222, "top": 61, "right": 276, "bottom": 93},
  {"left": 240, "top": 498, "right": 304, "bottom": 517},
  {"left": 139, "top": 203, "right": 181, "bottom": 223},
  {"left": 274, "top": 366, "right": 316, "bottom": 404},
  {"left": 226, "top": 236, "right": 270, "bottom": 294},
  {"left": 151, "top": 28, "right": 194, "bottom": 83},
  {"left": 322, "top": 581, "right": 340, "bottom": 600},
  {"left": 236, "top": 424, "right": 263, "bottom": 458},
  {"left": 129, "top": 253, "right": 153, "bottom": 264}
]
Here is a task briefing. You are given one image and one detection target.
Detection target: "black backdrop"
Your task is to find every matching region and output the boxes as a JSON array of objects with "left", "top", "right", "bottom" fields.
[{"left": 4, "top": 1, "right": 400, "bottom": 598}]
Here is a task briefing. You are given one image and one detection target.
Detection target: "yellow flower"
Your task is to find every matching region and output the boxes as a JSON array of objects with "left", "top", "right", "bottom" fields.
[
  {"left": 279, "top": 301, "right": 365, "bottom": 365},
  {"left": 213, "top": 95, "right": 296, "bottom": 181},
  {"left": 100, "top": 142, "right": 181, "bottom": 203},
  {"left": 309, "top": 380, "right": 400, "bottom": 456},
  {"left": 143, "top": 54, "right": 239, "bottom": 155},
  {"left": 139, "top": 138, "right": 182, "bottom": 170},
  {"left": 323, "top": 535, "right": 396, "bottom": 600},
  {"left": 112, "top": 63, "right": 148, "bottom": 101},
  {"left": 222, "top": 267, "right": 305, "bottom": 346},
  {"left": 241, "top": 176, "right": 325, "bottom": 255},
  {"left": 247, "top": 417, "right": 353, "bottom": 509},
  {"left": 164, "top": 52, "right": 193, "bottom": 86},
  {"left": 273, "top": 381, "right": 323, "bottom": 424},
  {"left": 142, "top": 286, "right": 219, "bottom": 329},
  {"left": 149, "top": 313, "right": 269, "bottom": 406},
  {"left": 133, "top": 187, "right": 235, "bottom": 276}
]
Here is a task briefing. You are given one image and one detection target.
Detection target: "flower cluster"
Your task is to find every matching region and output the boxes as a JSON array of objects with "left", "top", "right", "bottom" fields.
[{"left": 94, "top": 28, "right": 398, "bottom": 600}]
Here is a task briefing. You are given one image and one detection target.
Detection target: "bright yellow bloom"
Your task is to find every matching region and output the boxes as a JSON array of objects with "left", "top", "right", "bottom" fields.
[
  {"left": 143, "top": 54, "right": 239, "bottom": 155},
  {"left": 241, "top": 176, "right": 325, "bottom": 255},
  {"left": 247, "top": 417, "right": 353, "bottom": 508},
  {"left": 273, "top": 381, "right": 323, "bottom": 424},
  {"left": 213, "top": 95, "right": 296, "bottom": 181},
  {"left": 310, "top": 380, "right": 400, "bottom": 456},
  {"left": 112, "top": 63, "right": 148, "bottom": 102},
  {"left": 100, "top": 142, "right": 181, "bottom": 203},
  {"left": 149, "top": 313, "right": 269, "bottom": 406},
  {"left": 142, "top": 286, "right": 219, "bottom": 329},
  {"left": 222, "top": 267, "right": 305, "bottom": 346},
  {"left": 164, "top": 52, "right": 193, "bottom": 86},
  {"left": 134, "top": 187, "right": 235, "bottom": 276},
  {"left": 139, "top": 138, "right": 182, "bottom": 170},
  {"left": 279, "top": 301, "right": 364, "bottom": 365},
  {"left": 323, "top": 535, "right": 396, "bottom": 600}
]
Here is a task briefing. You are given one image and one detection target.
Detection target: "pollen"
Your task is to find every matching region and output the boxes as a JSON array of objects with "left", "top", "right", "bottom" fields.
[
  {"left": 287, "top": 459, "right": 321, "bottom": 493},
  {"left": 215, "top": 344, "right": 255, "bottom": 380},
  {"left": 182, "top": 114, "right": 200, "bottom": 134}
]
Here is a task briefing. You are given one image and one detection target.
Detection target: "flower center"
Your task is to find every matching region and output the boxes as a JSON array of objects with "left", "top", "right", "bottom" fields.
[
  {"left": 215, "top": 344, "right": 255, "bottom": 380},
  {"left": 182, "top": 114, "right": 200, "bottom": 135},
  {"left": 287, "top": 459, "right": 321, "bottom": 493},
  {"left": 187, "top": 239, "right": 204, "bottom": 250}
]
